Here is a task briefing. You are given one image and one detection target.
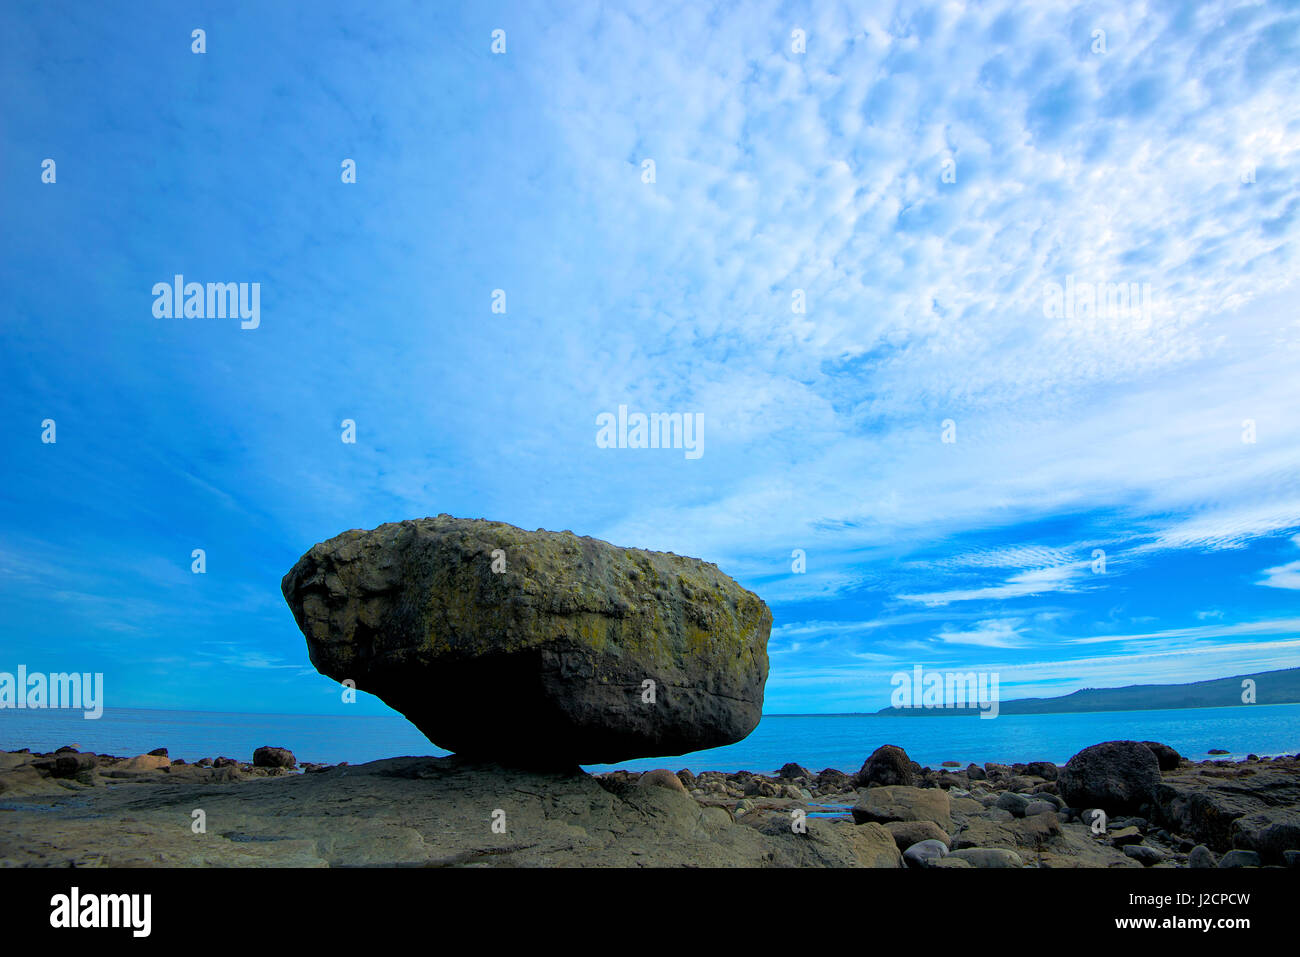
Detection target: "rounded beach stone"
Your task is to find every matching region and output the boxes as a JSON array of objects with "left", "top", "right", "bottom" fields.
[
  {"left": 637, "top": 768, "right": 688, "bottom": 794},
  {"left": 902, "top": 838, "right": 949, "bottom": 868},
  {"left": 885, "top": 819, "right": 951, "bottom": 849},
  {"left": 1188, "top": 845, "right": 1216, "bottom": 868}
]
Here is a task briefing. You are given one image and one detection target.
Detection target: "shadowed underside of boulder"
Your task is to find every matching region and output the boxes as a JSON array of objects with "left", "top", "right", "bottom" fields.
[{"left": 281, "top": 516, "right": 771, "bottom": 766}]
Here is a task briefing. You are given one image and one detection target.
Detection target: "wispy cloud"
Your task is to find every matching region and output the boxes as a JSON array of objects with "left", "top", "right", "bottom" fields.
[{"left": 899, "top": 564, "right": 1090, "bottom": 606}]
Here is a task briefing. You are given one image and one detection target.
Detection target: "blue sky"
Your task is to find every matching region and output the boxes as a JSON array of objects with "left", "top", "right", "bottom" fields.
[{"left": 2, "top": 0, "right": 1299, "bottom": 718}]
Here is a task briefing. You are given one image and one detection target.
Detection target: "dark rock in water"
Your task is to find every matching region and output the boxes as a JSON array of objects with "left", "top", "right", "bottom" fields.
[
  {"left": 253, "top": 746, "right": 296, "bottom": 769},
  {"left": 902, "top": 838, "right": 948, "bottom": 868},
  {"left": 1188, "top": 844, "right": 1217, "bottom": 868},
  {"left": 853, "top": 744, "right": 915, "bottom": 787},
  {"left": 281, "top": 516, "right": 771, "bottom": 766},
  {"left": 1139, "top": 741, "right": 1181, "bottom": 771},
  {"left": 1217, "top": 849, "right": 1260, "bottom": 868},
  {"left": 1058, "top": 741, "right": 1161, "bottom": 815},
  {"left": 148, "top": 747, "right": 169, "bottom": 758},
  {"left": 1207, "top": 749, "right": 1229, "bottom": 755}
]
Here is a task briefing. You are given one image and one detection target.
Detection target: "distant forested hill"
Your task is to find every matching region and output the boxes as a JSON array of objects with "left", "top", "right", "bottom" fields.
[{"left": 874, "top": 667, "right": 1300, "bottom": 716}]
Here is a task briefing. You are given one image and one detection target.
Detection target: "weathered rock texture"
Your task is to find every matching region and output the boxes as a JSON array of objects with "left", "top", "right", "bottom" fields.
[
  {"left": 281, "top": 516, "right": 771, "bottom": 765},
  {"left": 0, "top": 752, "right": 896, "bottom": 868},
  {"left": 1156, "top": 762, "right": 1300, "bottom": 861},
  {"left": 5, "top": 747, "right": 1297, "bottom": 868}
]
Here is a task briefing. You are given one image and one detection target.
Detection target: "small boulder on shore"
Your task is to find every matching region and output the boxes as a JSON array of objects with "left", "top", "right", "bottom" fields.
[
  {"left": 902, "top": 838, "right": 949, "bottom": 868},
  {"left": 816, "top": 768, "right": 850, "bottom": 791},
  {"left": 949, "top": 847, "right": 1023, "bottom": 868},
  {"left": 1217, "top": 849, "right": 1261, "bottom": 868},
  {"left": 1024, "top": 761, "right": 1058, "bottom": 780},
  {"left": 853, "top": 744, "right": 915, "bottom": 788},
  {"left": 886, "top": 820, "right": 951, "bottom": 850},
  {"left": 253, "top": 746, "right": 296, "bottom": 769},
  {"left": 120, "top": 754, "right": 170, "bottom": 771},
  {"left": 852, "top": 785, "right": 953, "bottom": 833},
  {"left": 51, "top": 752, "right": 97, "bottom": 778},
  {"left": 636, "top": 769, "right": 687, "bottom": 794},
  {"left": 1188, "top": 844, "right": 1217, "bottom": 868}
]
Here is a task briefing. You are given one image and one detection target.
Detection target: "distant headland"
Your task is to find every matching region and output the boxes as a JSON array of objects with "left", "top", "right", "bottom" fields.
[{"left": 871, "top": 667, "right": 1300, "bottom": 717}]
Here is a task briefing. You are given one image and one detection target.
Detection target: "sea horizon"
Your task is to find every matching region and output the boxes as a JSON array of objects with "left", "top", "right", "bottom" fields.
[{"left": 4, "top": 702, "right": 1296, "bottom": 775}]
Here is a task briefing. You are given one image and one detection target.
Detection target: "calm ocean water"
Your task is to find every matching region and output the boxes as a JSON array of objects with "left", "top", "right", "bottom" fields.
[{"left": 2, "top": 703, "right": 1297, "bottom": 773}]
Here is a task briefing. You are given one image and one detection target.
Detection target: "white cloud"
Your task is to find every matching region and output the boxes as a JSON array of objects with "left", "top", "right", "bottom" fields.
[
  {"left": 899, "top": 563, "right": 1089, "bottom": 606},
  {"left": 1259, "top": 560, "right": 1300, "bottom": 590},
  {"left": 518, "top": 0, "right": 1300, "bottom": 593},
  {"left": 934, "top": 618, "right": 1026, "bottom": 648}
]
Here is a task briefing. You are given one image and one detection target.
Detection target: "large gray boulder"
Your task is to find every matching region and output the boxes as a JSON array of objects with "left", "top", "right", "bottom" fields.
[
  {"left": 1058, "top": 740, "right": 1161, "bottom": 815},
  {"left": 281, "top": 516, "right": 771, "bottom": 766}
]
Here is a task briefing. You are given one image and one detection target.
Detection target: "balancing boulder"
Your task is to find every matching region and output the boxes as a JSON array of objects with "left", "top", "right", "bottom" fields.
[{"left": 281, "top": 516, "right": 771, "bottom": 766}]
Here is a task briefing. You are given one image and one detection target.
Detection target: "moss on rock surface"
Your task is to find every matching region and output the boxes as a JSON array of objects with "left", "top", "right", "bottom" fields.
[{"left": 281, "top": 515, "right": 771, "bottom": 766}]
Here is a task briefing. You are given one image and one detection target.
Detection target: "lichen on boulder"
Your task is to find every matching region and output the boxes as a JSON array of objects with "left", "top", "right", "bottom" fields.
[{"left": 281, "top": 515, "right": 771, "bottom": 766}]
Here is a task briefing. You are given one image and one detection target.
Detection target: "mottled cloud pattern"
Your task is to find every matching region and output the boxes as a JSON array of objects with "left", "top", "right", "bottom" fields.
[{"left": 1, "top": 1, "right": 1298, "bottom": 713}]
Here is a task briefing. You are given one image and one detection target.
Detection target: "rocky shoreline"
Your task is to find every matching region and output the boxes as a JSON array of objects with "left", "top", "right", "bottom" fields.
[{"left": 3, "top": 739, "right": 1297, "bottom": 868}]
